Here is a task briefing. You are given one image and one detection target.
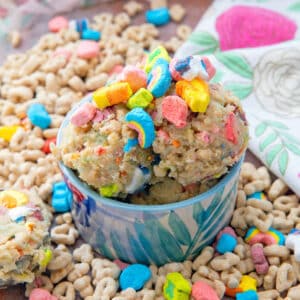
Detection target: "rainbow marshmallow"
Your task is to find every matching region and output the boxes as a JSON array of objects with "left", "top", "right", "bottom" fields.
[
  {"left": 125, "top": 108, "right": 155, "bottom": 149},
  {"left": 245, "top": 226, "right": 285, "bottom": 246},
  {"left": 246, "top": 191, "right": 267, "bottom": 201},
  {"left": 147, "top": 59, "right": 172, "bottom": 98}
]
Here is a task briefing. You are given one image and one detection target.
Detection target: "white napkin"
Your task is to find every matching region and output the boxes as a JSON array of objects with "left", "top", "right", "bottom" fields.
[{"left": 176, "top": 0, "right": 300, "bottom": 196}]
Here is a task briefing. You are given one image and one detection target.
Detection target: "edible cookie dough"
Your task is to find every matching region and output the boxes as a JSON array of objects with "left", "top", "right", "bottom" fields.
[
  {"left": 0, "top": 189, "right": 52, "bottom": 286},
  {"left": 54, "top": 47, "right": 248, "bottom": 204}
]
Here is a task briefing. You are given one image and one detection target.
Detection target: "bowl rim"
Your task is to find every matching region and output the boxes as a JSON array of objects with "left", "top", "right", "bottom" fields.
[{"left": 57, "top": 95, "right": 244, "bottom": 212}]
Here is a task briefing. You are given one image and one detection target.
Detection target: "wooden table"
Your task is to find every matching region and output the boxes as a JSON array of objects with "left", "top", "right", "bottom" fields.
[{"left": 0, "top": 0, "right": 261, "bottom": 299}]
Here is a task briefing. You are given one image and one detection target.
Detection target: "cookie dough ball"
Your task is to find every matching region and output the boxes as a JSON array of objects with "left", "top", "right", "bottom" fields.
[
  {"left": 152, "top": 83, "right": 248, "bottom": 186},
  {"left": 0, "top": 189, "right": 51, "bottom": 286},
  {"left": 56, "top": 105, "right": 153, "bottom": 198}
]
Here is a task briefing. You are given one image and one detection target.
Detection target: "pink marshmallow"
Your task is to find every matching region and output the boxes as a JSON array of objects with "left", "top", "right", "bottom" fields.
[
  {"left": 251, "top": 244, "right": 269, "bottom": 274},
  {"left": 118, "top": 66, "right": 147, "bottom": 93},
  {"left": 29, "top": 288, "right": 58, "bottom": 300},
  {"left": 53, "top": 48, "right": 72, "bottom": 61},
  {"left": 48, "top": 16, "right": 69, "bottom": 33},
  {"left": 202, "top": 57, "right": 216, "bottom": 80},
  {"left": 225, "top": 112, "right": 238, "bottom": 144},
  {"left": 77, "top": 41, "right": 99, "bottom": 59},
  {"left": 92, "top": 107, "right": 114, "bottom": 123},
  {"left": 192, "top": 281, "right": 220, "bottom": 300},
  {"left": 71, "top": 102, "right": 97, "bottom": 126},
  {"left": 162, "top": 95, "right": 188, "bottom": 128}
]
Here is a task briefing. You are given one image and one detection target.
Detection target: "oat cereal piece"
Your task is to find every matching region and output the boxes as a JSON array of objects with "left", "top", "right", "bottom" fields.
[
  {"left": 164, "top": 37, "right": 183, "bottom": 52},
  {"left": 169, "top": 4, "right": 186, "bottom": 22},
  {"left": 176, "top": 25, "right": 192, "bottom": 40},
  {"left": 210, "top": 253, "right": 240, "bottom": 271},
  {"left": 8, "top": 30, "right": 22, "bottom": 48},
  {"left": 274, "top": 195, "right": 299, "bottom": 213},
  {"left": 149, "top": 0, "right": 168, "bottom": 9},
  {"left": 86, "top": 277, "right": 118, "bottom": 300},
  {"left": 47, "top": 249, "right": 72, "bottom": 271},
  {"left": 50, "top": 262, "right": 73, "bottom": 284},
  {"left": 50, "top": 223, "right": 79, "bottom": 245},
  {"left": 192, "top": 246, "right": 215, "bottom": 270},
  {"left": 67, "top": 263, "right": 90, "bottom": 282},
  {"left": 287, "top": 284, "right": 300, "bottom": 299},
  {"left": 73, "top": 275, "right": 94, "bottom": 298},
  {"left": 276, "top": 262, "right": 296, "bottom": 292},
  {"left": 268, "top": 178, "right": 289, "bottom": 201},
  {"left": 123, "top": 1, "right": 143, "bottom": 17},
  {"left": 73, "top": 243, "right": 94, "bottom": 264},
  {"left": 263, "top": 265, "right": 278, "bottom": 290},
  {"left": 236, "top": 258, "right": 255, "bottom": 274},
  {"left": 52, "top": 281, "right": 76, "bottom": 300},
  {"left": 221, "top": 269, "right": 241, "bottom": 288},
  {"left": 258, "top": 289, "right": 280, "bottom": 300}
]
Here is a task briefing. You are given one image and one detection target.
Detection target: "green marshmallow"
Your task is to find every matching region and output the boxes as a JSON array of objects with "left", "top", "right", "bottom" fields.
[
  {"left": 99, "top": 183, "right": 119, "bottom": 197},
  {"left": 127, "top": 88, "right": 153, "bottom": 109}
]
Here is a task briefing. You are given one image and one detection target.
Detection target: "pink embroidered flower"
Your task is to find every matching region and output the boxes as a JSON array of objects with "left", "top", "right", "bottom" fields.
[
  {"left": 216, "top": 5, "right": 297, "bottom": 51},
  {"left": 0, "top": 7, "right": 8, "bottom": 18}
]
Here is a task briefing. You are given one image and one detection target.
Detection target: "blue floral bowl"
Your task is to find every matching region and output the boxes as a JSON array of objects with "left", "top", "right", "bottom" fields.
[{"left": 57, "top": 96, "right": 243, "bottom": 266}]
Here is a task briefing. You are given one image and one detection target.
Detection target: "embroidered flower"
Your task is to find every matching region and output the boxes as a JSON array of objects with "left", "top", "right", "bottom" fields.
[
  {"left": 253, "top": 48, "right": 300, "bottom": 117},
  {"left": 216, "top": 6, "right": 297, "bottom": 51}
]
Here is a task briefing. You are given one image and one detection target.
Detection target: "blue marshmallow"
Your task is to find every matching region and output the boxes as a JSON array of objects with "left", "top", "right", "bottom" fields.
[
  {"left": 120, "top": 264, "right": 151, "bottom": 291},
  {"left": 147, "top": 61, "right": 172, "bottom": 98},
  {"left": 82, "top": 29, "right": 101, "bottom": 41},
  {"left": 27, "top": 103, "right": 51, "bottom": 129},
  {"left": 236, "top": 290, "right": 258, "bottom": 300},
  {"left": 145, "top": 7, "right": 170, "bottom": 26},
  {"left": 216, "top": 233, "right": 237, "bottom": 254},
  {"left": 52, "top": 181, "right": 73, "bottom": 213},
  {"left": 123, "top": 138, "right": 139, "bottom": 153}
]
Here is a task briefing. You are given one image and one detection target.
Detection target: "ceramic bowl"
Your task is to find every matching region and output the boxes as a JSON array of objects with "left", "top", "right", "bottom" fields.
[{"left": 57, "top": 96, "right": 244, "bottom": 266}]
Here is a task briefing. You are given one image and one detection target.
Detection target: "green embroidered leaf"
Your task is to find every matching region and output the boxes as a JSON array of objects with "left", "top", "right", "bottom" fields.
[
  {"left": 224, "top": 82, "right": 253, "bottom": 100},
  {"left": 265, "top": 121, "right": 289, "bottom": 130},
  {"left": 278, "top": 149, "right": 289, "bottom": 175},
  {"left": 188, "top": 31, "right": 219, "bottom": 54},
  {"left": 283, "top": 133, "right": 300, "bottom": 145},
  {"left": 168, "top": 211, "right": 192, "bottom": 246},
  {"left": 210, "top": 70, "right": 224, "bottom": 84},
  {"left": 259, "top": 132, "right": 277, "bottom": 151},
  {"left": 285, "top": 143, "right": 300, "bottom": 156},
  {"left": 288, "top": 2, "right": 300, "bottom": 11},
  {"left": 266, "top": 144, "right": 283, "bottom": 167},
  {"left": 215, "top": 52, "right": 253, "bottom": 79},
  {"left": 255, "top": 123, "right": 267, "bottom": 137}
]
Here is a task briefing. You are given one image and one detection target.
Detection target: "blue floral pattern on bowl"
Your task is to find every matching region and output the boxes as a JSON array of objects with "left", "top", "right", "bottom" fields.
[{"left": 57, "top": 96, "right": 244, "bottom": 266}]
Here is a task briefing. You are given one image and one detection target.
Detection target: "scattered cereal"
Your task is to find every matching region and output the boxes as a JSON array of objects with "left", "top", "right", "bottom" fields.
[{"left": 1, "top": 3, "right": 299, "bottom": 300}]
